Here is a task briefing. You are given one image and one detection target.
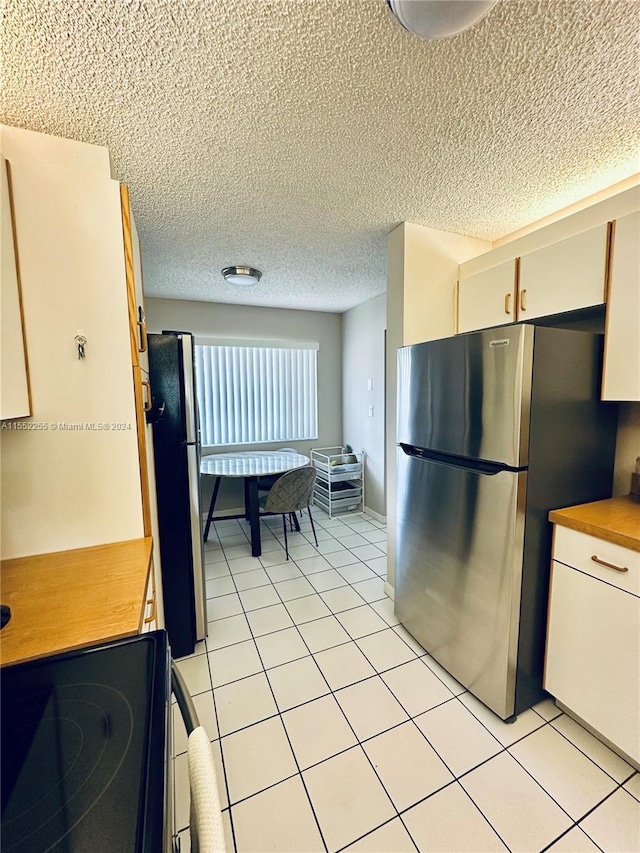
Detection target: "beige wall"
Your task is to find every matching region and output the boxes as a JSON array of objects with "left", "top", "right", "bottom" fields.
[
  {"left": 145, "top": 298, "right": 343, "bottom": 512},
  {"left": 342, "top": 294, "right": 386, "bottom": 517},
  {"left": 1, "top": 130, "right": 144, "bottom": 560},
  {"left": 385, "top": 222, "right": 491, "bottom": 589}
]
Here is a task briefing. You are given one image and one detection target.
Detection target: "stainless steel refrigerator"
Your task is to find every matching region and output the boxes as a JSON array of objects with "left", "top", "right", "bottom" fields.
[
  {"left": 148, "top": 331, "right": 206, "bottom": 658},
  {"left": 395, "top": 324, "right": 617, "bottom": 720}
]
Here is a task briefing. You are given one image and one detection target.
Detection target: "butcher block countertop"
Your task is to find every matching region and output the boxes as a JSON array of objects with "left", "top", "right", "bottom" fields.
[
  {"left": 0, "top": 537, "right": 153, "bottom": 667},
  {"left": 549, "top": 496, "right": 640, "bottom": 553}
]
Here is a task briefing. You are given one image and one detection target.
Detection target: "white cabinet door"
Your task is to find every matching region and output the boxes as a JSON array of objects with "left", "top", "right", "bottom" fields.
[
  {"left": 1, "top": 160, "right": 143, "bottom": 558},
  {"left": 457, "top": 259, "right": 517, "bottom": 332},
  {"left": 518, "top": 223, "right": 609, "bottom": 321},
  {"left": 602, "top": 211, "right": 640, "bottom": 401},
  {"left": 0, "top": 157, "right": 30, "bottom": 420},
  {"left": 545, "top": 556, "right": 640, "bottom": 763}
]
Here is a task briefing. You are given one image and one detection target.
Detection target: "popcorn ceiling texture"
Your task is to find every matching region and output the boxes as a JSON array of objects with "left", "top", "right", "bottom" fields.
[{"left": 2, "top": 0, "right": 639, "bottom": 312}]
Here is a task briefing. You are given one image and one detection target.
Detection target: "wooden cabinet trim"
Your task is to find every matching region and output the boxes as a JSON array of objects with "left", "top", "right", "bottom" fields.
[
  {"left": 603, "top": 220, "right": 614, "bottom": 304},
  {"left": 120, "top": 184, "right": 140, "bottom": 367},
  {"left": 133, "top": 364, "right": 152, "bottom": 536}
]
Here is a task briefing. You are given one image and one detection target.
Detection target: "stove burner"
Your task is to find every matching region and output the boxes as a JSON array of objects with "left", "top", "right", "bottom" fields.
[
  {"left": 1, "top": 633, "right": 170, "bottom": 853},
  {"left": 2, "top": 682, "right": 134, "bottom": 852}
]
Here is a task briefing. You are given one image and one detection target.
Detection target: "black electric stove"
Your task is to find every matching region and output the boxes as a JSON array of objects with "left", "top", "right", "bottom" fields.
[{"left": 1, "top": 631, "right": 171, "bottom": 853}]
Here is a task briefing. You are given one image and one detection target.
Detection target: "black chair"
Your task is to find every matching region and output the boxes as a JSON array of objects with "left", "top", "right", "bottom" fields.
[
  {"left": 256, "top": 448, "right": 298, "bottom": 493},
  {"left": 259, "top": 466, "right": 318, "bottom": 560}
]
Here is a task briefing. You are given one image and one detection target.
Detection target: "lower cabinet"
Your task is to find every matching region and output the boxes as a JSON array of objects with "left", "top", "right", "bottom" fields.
[{"left": 544, "top": 525, "right": 639, "bottom": 764}]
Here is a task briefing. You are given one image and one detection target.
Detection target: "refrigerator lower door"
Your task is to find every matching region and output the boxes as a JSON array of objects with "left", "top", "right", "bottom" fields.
[
  {"left": 395, "top": 450, "right": 527, "bottom": 719},
  {"left": 186, "top": 442, "right": 207, "bottom": 641}
]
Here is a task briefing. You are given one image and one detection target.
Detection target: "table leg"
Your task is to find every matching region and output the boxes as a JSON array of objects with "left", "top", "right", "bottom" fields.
[
  {"left": 203, "top": 476, "right": 221, "bottom": 542},
  {"left": 244, "top": 479, "right": 250, "bottom": 519},
  {"left": 247, "top": 476, "right": 261, "bottom": 557}
]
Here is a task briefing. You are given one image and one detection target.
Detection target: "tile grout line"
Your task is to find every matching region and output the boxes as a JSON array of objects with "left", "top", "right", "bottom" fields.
[
  {"left": 546, "top": 716, "right": 638, "bottom": 787},
  {"left": 219, "top": 538, "right": 448, "bottom": 851},
  {"left": 201, "top": 513, "right": 633, "bottom": 853}
]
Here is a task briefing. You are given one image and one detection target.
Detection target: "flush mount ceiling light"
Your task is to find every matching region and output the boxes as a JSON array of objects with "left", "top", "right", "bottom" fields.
[
  {"left": 387, "top": 0, "right": 498, "bottom": 39},
  {"left": 221, "top": 265, "right": 262, "bottom": 286}
]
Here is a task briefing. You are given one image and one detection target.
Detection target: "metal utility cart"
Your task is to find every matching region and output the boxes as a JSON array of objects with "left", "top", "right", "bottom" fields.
[{"left": 311, "top": 447, "right": 365, "bottom": 517}]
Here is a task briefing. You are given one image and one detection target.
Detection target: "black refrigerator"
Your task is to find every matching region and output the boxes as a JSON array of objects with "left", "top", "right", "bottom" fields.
[
  {"left": 395, "top": 324, "right": 618, "bottom": 720},
  {"left": 148, "top": 331, "right": 207, "bottom": 658}
]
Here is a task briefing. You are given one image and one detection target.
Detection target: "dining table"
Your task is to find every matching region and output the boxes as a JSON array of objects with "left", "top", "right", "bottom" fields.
[{"left": 200, "top": 450, "right": 311, "bottom": 557}]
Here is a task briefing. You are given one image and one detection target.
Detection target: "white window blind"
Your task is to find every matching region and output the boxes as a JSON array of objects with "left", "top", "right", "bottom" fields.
[{"left": 194, "top": 341, "right": 318, "bottom": 447}]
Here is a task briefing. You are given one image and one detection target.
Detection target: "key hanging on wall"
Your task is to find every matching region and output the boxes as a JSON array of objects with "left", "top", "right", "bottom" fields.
[{"left": 74, "top": 334, "right": 87, "bottom": 359}]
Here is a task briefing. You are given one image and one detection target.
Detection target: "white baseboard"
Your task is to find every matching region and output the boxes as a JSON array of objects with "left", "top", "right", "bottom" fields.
[
  {"left": 202, "top": 505, "right": 246, "bottom": 522},
  {"left": 384, "top": 581, "right": 394, "bottom": 600},
  {"left": 364, "top": 506, "right": 387, "bottom": 524}
]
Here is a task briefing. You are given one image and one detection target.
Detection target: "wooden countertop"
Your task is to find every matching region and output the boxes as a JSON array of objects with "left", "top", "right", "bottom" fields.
[
  {"left": 549, "top": 496, "right": 640, "bottom": 552},
  {"left": 0, "top": 537, "right": 153, "bottom": 667}
]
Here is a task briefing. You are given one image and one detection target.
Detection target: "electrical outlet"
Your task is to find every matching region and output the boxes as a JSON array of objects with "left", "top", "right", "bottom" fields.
[
  {"left": 367, "top": 379, "right": 373, "bottom": 391},
  {"left": 368, "top": 405, "right": 374, "bottom": 417}
]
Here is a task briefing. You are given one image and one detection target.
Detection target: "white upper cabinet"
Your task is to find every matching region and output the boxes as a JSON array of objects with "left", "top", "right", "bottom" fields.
[
  {"left": 602, "top": 211, "right": 640, "bottom": 401},
  {"left": 518, "top": 223, "right": 609, "bottom": 321},
  {"left": 1, "top": 157, "right": 31, "bottom": 420},
  {"left": 457, "top": 259, "right": 517, "bottom": 332}
]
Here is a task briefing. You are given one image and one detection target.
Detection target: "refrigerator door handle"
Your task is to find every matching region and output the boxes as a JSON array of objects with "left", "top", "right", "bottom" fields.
[
  {"left": 398, "top": 443, "right": 520, "bottom": 475},
  {"left": 181, "top": 334, "right": 198, "bottom": 445},
  {"left": 186, "top": 443, "right": 207, "bottom": 640}
]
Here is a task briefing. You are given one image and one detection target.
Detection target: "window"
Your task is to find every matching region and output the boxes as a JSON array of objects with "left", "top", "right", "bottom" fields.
[{"left": 194, "top": 339, "right": 318, "bottom": 447}]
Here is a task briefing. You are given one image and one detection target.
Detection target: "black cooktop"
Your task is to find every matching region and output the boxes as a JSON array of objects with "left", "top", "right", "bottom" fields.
[{"left": 1, "top": 631, "right": 170, "bottom": 853}]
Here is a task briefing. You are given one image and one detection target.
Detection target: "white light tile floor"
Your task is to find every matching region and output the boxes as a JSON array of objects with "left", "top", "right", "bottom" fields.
[{"left": 173, "top": 508, "right": 640, "bottom": 853}]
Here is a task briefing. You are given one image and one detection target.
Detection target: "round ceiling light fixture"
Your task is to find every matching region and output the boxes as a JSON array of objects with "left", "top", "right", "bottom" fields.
[
  {"left": 222, "top": 265, "right": 262, "bottom": 286},
  {"left": 387, "top": 0, "right": 498, "bottom": 40}
]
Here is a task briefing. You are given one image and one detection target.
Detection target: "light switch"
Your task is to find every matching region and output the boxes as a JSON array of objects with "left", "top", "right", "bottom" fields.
[{"left": 368, "top": 405, "right": 374, "bottom": 417}]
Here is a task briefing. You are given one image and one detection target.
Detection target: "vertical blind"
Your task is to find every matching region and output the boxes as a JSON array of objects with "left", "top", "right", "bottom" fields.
[{"left": 194, "top": 342, "right": 318, "bottom": 447}]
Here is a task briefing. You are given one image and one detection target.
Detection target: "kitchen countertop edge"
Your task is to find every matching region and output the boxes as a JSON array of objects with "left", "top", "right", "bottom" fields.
[
  {"left": 549, "top": 495, "right": 640, "bottom": 552},
  {"left": 0, "top": 537, "right": 154, "bottom": 667}
]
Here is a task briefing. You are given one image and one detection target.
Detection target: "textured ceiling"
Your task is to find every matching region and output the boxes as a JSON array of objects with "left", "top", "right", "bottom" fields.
[{"left": 2, "top": 0, "right": 639, "bottom": 312}]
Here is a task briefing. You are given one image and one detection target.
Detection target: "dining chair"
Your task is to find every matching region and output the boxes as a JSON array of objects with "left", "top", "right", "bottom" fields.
[
  {"left": 256, "top": 448, "right": 298, "bottom": 493},
  {"left": 259, "top": 466, "right": 318, "bottom": 560}
]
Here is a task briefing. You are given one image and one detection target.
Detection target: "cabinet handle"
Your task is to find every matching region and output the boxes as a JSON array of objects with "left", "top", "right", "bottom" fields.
[
  {"left": 520, "top": 288, "right": 527, "bottom": 312},
  {"left": 144, "top": 596, "right": 157, "bottom": 624},
  {"left": 141, "top": 378, "right": 152, "bottom": 412},
  {"left": 137, "top": 307, "right": 148, "bottom": 353},
  {"left": 591, "top": 555, "right": 629, "bottom": 573},
  {"left": 504, "top": 293, "right": 511, "bottom": 315}
]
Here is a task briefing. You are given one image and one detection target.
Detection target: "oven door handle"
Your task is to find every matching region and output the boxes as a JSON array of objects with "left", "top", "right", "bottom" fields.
[{"left": 171, "top": 660, "right": 200, "bottom": 736}]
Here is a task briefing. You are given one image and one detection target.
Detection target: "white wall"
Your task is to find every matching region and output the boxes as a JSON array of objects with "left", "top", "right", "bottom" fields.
[
  {"left": 145, "top": 298, "right": 342, "bottom": 512},
  {"left": 342, "top": 294, "right": 386, "bottom": 517}
]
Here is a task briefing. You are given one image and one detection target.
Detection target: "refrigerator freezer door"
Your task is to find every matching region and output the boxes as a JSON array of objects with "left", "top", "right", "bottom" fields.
[
  {"left": 397, "top": 324, "right": 534, "bottom": 468},
  {"left": 395, "top": 449, "right": 527, "bottom": 719}
]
